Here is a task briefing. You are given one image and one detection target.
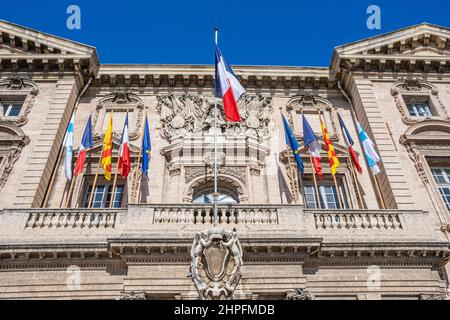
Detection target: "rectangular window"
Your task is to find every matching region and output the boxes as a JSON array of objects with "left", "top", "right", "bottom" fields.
[
  {"left": 82, "top": 183, "right": 125, "bottom": 208},
  {"left": 0, "top": 99, "right": 24, "bottom": 117},
  {"left": 407, "top": 102, "right": 432, "bottom": 117},
  {"left": 431, "top": 167, "right": 450, "bottom": 213},
  {"left": 304, "top": 179, "right": 348, "bottom": 209}
]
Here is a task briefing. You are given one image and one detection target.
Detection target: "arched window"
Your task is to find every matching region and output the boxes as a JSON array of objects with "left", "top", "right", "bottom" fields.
[{"left": 192, "top": 186, "right": 239, "bottom": 205}]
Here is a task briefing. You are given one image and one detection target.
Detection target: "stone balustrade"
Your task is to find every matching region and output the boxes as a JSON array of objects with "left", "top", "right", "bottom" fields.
[
  {"left": 309, "top": 209, "right": 403, "bottom": 230},
  {"left": 24, "top": 209, "right": 122, "bottom": 229},
  {"left": 15, "top": 207, "right": 422, "bottom": 232},
  {"left": 152, "top": 205, "right": 280, "bottom": 225}
]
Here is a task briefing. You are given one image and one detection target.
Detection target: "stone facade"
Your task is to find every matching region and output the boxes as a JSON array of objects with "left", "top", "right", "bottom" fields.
[{"left": 0, "top": 20, "right": 450, "bottom": 300}]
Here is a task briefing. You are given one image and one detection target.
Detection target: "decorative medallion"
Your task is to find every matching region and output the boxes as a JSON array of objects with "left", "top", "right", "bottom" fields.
[{"left": 189, "top": 227, "right": 243, "bottom": 300}]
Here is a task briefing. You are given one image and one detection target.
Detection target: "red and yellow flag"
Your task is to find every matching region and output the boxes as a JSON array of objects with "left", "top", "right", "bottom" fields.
[
  {"left": 320, "top": 116, "right": 340, "bottom": 176},
  {"left": 101, "top": 112, "right": 113, "bottom": 180}
]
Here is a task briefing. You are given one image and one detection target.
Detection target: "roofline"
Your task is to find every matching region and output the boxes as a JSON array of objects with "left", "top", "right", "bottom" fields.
[
  {"left": 334, "top": 22, "right": 450, "bottom": 52},
  {"left": 0, "top": 19, "right": 97, "bottom": 53}
]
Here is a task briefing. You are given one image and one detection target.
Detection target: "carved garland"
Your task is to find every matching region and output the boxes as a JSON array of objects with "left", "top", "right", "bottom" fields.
[
  {"left": 391, "top": 78, "right": 449, "bottom": 125},
  {"left": 0, "top": 77, "right": 39, "bottom": 126},
  {"left": 92, "top": 91, "right": 144, "bottom": 141}
]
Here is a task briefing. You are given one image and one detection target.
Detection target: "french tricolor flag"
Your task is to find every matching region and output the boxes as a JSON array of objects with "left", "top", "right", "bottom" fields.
[
  {"left": 74, "top": 115, "right": 93, "bottom": 177},
  {"left": 118, "top": 113, "right": 131, "bottom": 178},
  {"left": 215, "top": 40, "right": 246, "bottom": 122},
  {"left": 303, "top": 114, "right": 323, "bottom": 178}
]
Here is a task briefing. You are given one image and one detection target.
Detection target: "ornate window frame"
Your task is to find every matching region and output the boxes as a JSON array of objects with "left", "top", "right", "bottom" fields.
[
  {"left": 391, "top": 78, "right": 449, "bottom": 125},
  {"left": 286, "top": 93, "right": 339, "bottom": 140},
  {"left": 0, "top": 77, "right": 39, "bottom": 126},
  {"left": 92, "top": 91, "right": 144, "bottom": 141},
  {"left": 0, "top": 123, "right": 30, "bottom": 190},
  {"left": 400, "top": 120, "right": 450, "bottom": 222},
  {"left": 184, "top": 170, "right": 247, "bottom": 204}
]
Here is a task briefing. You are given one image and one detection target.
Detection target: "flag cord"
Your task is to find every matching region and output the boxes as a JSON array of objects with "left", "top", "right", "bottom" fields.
[{"left": 213, "top": 27, "right": 219, "bottom": 226}]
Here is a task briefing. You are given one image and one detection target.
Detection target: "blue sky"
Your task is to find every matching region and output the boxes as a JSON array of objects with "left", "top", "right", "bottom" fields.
[{"left": 1, "top": 1, "right": 449, "bottom": 66}]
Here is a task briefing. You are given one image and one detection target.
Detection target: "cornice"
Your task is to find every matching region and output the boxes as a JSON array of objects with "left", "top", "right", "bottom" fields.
[{"left": 95, "top": 64, "right": 334, "bottom": 89}]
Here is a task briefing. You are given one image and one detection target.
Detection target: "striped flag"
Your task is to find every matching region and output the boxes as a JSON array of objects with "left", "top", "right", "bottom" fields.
[
  {"left": 357, "top": 122, "right": 381, "bottom": 175},
  {"left": 320, "top": 116, "right": 340, "bottom": 176},
  {"left": 101, "top": 112, "right": 113, "bottom": 180},
  {"left": 215, "top": 41, "right": 246, "bottom": 122},
  {"left": 64, "top": 115, "right": 74, "bottom": 181},
  {"left": 74, "top": 115, "right": 93, "bottom": 177},
  {"left": 118, "top": 113, "right": 131, "bottom": 178},
  {"left": 337, "top": 113, "right": 362, "bottom": 174},
  {"left": 302, "top": 114, "right": 323, "bottom": 178}
]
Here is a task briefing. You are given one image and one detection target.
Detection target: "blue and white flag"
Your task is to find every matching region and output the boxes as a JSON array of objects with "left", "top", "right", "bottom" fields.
[
  {"left": 64, "top": 114, "right": 75, "bottom": 181},
  {"left": 357, "top": 122, "right": 381, "bottom": 175}
]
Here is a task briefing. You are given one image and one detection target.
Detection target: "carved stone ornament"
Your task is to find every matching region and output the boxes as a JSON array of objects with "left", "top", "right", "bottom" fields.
[
  {"left": 92, "top": 91, "right": 144, "bottom": 141},
  {"left": 204, "top": 151, "right": 226, "bottom": 169},
  {"left": 157, "top": 92, "right": 273, "bottom": 141},
  {"left": 286, "top": 93, "right": 339, "bottom": 140},
  {"left": 391, "top": 78, "right": 449, "bottom": 125},
  {"left": 118, "top": 291, "right": 146, "bottom": 300},
  {"left": 185, "top": 166, "right": 246, "bottom": 184},
  {"left": 284, "top": 288, "right": 315, "bottom": 300},
  {"left": 0, "top": 76, "right": 39, "bottom": 127},
  {"left": 189, "top": 227, "right": 244, "bottom": 300},
  {"left": 0, "top": 123, "right": 30, "bottom": 190}
]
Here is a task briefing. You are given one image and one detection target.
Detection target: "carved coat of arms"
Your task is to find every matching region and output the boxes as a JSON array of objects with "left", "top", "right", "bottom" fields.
[{"left": 189, "top": 227, "right": 243, "bottom": 300}]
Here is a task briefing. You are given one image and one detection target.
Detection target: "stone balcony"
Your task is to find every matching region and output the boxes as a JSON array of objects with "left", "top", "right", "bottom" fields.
[
  {"left": 0, "top": 204, "right": 441, "bottom": 241},
  {"left": 0, "top": 204, "right": 448, "bottom": 265}
]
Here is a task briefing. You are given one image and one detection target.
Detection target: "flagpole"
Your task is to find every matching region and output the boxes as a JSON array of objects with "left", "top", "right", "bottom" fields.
[
  {"left": 318, "top": 110, "right": 343, "bottom": 209},
  {"left": 213, "top": 27, "right": 219, "bottom": 226},
  {"left": 337, "top": 80, "right": 386, "bottom": 209},
  {"left": 302, "top": 111, "right": 321, "bottom": 209},
  {"left": 347, "top": 153, "right": 364, "bottom": 209},
  {"left": 88, "top": 152, "right": 103, "bottom": 208},
  {"left": 64, "top": 173, "right": 77, "bottom": 208},
  {"left": 110, "top": 154, "right": 121, "bottom": 208},
  {"left": 133, "top": 110, "right": 147, "bottom": 204},
  {"left": 286, "top": 148, "right": 299, "bottom": 204}
]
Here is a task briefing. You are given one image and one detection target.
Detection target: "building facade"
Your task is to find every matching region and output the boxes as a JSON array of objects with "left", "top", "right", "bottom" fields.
[{"left": 0, "top": 20, "right": 450, "bottom": 300}]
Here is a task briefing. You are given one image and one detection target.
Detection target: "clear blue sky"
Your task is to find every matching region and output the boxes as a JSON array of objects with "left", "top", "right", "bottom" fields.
[{"left": 2, "top": 0, "right": 449, "bottom": 66}]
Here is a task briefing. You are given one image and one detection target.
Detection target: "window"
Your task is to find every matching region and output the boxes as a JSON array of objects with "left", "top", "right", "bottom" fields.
[
  {"left": 407, "top": 102, "right": 432, "bottom": 117},
  {"left": 304, "top": 180, "right": 347, "bottom": 209},
  {"left": 193, "top": 189, "right": 238, "bottom": 205},
  {"left": 403, "top": 96, "right": 436, "bottom": 118},
  {"left": 431, "top": 167, "right": 450, "bottom": 213},
  {"left": 0, "top": 99, "right": 24, "bottom": 117},
  {"left": 82, "top": 183, "right": 125, "bottom": 208}
]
